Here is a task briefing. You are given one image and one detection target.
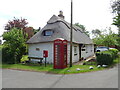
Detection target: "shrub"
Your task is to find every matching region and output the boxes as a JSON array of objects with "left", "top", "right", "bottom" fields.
[
  {"left": 96, "top": 52, "right": 113, "bottom": 65},
  {"left": 21, "top": 55, "right": 28, "bottom": 62},
  {"left": 96, "top": 49, "right": 119, "bottom": 65},
  {"left": 2, "top": 46, "right": 15, "bottom": 64},
  {"left": 2, "top": 28, "right": 27, "bottom": 64},
  {"left": 109, "top": 49, "right": 119, "bottom": 59}
]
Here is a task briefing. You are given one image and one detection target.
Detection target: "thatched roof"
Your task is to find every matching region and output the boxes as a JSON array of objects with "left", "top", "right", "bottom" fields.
[{"left": 27, "top": 15, "right": 93, "bottom": 44}]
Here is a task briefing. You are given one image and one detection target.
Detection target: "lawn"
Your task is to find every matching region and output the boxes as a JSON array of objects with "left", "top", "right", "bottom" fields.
[
  {"left": 113, "top": 56, "right": 120, "bottom": 64},
  {"left": 1, "top": 55, "right": 119, "bottom": 74},
  {"left": 1, "top": 63, "right": 105, "bottom": 74}
]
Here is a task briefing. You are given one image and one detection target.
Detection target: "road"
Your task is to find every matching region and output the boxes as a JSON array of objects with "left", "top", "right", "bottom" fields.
[{"left": 2, "top": 65, "right": 118, "bottom": 88}]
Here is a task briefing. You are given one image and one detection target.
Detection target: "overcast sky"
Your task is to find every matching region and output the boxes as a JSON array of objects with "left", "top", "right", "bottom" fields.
[{"left": 0, "top": 0, "right": 118, "bottom": 37}]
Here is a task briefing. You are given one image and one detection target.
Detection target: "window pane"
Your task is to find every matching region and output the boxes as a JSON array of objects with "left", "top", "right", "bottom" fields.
[
  {"left": 74, "top": 46, "right": 77, "bottom": 55},
  {"left": 45, "top": 30, "right": 53, "bottom": 36}
]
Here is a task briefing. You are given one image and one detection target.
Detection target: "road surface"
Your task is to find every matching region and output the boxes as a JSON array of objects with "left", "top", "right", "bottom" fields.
[{"left": 2, "top": 65, "right": 118, "bottom": 88}]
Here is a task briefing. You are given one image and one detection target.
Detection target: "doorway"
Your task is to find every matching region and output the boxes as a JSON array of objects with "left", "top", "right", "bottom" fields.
[{"left": 79, "top": 44, "right": 83, "bottom": 61}]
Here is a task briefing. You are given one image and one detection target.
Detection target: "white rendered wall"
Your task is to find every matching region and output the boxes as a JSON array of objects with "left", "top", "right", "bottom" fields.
[
  {"left": 28, "top": 42, "right": 80, "bottom": 64},
  {"left": 81, "top": 44, "right": 94, "bottom": 59},
  {"left": 67, "top": 43, "right": 80, "bottom": 63},
  {"left": 28, "top": 42, "right": 94, "bottom": 63},
  {"left": 28, "top": 42, "right": 53, "bottom": 63}
]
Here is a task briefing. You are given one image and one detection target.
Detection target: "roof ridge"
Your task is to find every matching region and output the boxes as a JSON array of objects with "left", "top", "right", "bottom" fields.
[
  {"left": 47, "top": 15, "right": 83, "bottom": 32},
  {"left": 26, "top": 14, "right": 93, "bottom": 44}
]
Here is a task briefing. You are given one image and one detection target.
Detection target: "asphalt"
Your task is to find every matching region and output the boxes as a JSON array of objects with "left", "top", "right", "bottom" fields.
[{"left": 2, "top": 65, "right": 118, "bottom": 88}]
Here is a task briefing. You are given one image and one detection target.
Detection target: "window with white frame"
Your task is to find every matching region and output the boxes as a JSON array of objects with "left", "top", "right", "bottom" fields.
[
  {"left": 44, "top": 30, "right": 53, "bottom": 36},
  {"left": 74, "top": 46, "right": 77, "bottom": 55}
]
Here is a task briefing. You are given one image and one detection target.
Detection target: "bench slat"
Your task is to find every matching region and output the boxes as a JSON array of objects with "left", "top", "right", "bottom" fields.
[{"left": 28, "top": 57, "right": 43, "bottom": 60}]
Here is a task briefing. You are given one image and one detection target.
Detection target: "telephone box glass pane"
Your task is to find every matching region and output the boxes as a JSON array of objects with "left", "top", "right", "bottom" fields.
[
  {"left": 64, "top": 45, "right": 67, "bottom": 65},
  {"left": 55, "top": 45, "right": 61, "bottom": 66}
]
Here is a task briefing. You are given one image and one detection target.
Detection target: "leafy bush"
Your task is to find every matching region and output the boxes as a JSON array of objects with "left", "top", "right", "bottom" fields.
[
  {"left": 2, "top": 28, "right": 27, "bottom": 64},
  {"left": 2, "top": 45, "right": 15, "bottom": 64},
  {"left": 21, "top": 55, "right": 28, "bottom": 62},
  {"left": 96, "top": 49, "right": 119, "bottom": 65},
  {"left": 96, "top": 52, "right": 113, "bottom": 65},
  {"left": 109, "top": 49, "right": 119, "bottom": 59}
]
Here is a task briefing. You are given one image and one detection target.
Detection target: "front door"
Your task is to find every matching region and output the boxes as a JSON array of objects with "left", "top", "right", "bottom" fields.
[{"left": 79, "top": 44, "right": 83, "bottom": 61}]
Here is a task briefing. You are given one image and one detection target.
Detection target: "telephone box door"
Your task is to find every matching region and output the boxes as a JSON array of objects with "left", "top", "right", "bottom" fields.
[
  {"left": 54, "top": 39, "right": 67, "bottom": 69},
  {"left": 62, "top": 40, "right": 67, "bottom": 68}
]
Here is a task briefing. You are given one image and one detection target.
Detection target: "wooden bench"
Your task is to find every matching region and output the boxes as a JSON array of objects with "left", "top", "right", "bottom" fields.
[{"left": 28, "top": 57, "right": 43, "bottom": 65}]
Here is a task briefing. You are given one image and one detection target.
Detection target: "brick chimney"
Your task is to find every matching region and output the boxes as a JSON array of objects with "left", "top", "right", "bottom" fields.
[{"left": 58, "top": 11, "right": 64, "bottom": 19}]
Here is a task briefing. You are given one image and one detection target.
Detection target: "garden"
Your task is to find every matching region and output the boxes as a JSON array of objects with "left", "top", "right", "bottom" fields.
[{"left": 1, "top": 48, "right": 119, "bottom": 74}]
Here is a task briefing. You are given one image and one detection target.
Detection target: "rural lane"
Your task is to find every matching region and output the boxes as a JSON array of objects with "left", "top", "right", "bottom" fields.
[{"left": 2, "top": 65, "right": 118, "bottom": 88}]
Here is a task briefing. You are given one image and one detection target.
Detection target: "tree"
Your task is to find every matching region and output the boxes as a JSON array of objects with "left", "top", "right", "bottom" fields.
[
  {"left": 92, "top": 29, "right": 102, "bottom": 38},
  {"left": 74, "top": 23, "right": 89, "bottom": 37},
  {"left": 33, "top": 27, "right": 41, "bottom": 34},
  {"left": 2, "top": 28, "right": 26, "bottom": 64},
  {"left": 111, "top": 0, "right": 120, "bottom": 36},
  {"left": 75, "top": 23, "right": 85, "bottom": 31},
  {"left": 111, "top": 0, "right": 120, "bottom": 14},
  {"left": 4, "top": 17, "right": 35, "bottom": 40},
  {"left": 102, "top": 34, "right": 118, "bottom": 47},
  {"left": 5, "top": 17, "right": 28, "bottom": 30},
  {"left": 111, "top": 0, "right": 120, "bottom": 50},
  {"left": 113, "top": 15, "right": 120, "bottom": 36},
  {"left": 93, "top": 29, "right": 118, "bottom": 47}
]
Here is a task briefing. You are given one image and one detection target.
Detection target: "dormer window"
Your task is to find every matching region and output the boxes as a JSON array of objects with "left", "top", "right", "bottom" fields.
[{"left": 44, "top": 30, "right": 53, "bottom": 36}]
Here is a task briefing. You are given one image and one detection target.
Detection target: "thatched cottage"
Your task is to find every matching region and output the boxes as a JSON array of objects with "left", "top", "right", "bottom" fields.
[{"left": 27, "top": 11, "right": 94, "bottom": 64}]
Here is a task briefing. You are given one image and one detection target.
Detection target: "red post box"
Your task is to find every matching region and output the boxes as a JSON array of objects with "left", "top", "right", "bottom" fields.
[
  {"left": 53, "top": 38, "right": 67, "bottom": 69},
  {"left": 43, "top": 50, "right": 48, "bottom": 57}
]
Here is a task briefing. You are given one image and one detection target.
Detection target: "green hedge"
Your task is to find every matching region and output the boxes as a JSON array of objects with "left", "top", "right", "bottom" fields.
[
  {"left": 2, "top": 46, "right": 15, "bottom": 64},
  {"left": 96, "top": 49, "right": 119, "bottom": 65},
  {"left": 109, "top": 49, "right": 119, "bottom": 59},
  {"left": 2, "top": 44, "right": 26, "bottom": 64}
]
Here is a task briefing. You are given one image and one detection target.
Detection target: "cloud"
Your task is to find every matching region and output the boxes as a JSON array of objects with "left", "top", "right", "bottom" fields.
[{"left": 0, "top": 0, "right": 118, "bottom": 36}]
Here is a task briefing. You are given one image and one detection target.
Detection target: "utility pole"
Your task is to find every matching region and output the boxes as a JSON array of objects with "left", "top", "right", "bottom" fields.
[{"left": 70, "top": 0, "right": 73, "bottom": 67}]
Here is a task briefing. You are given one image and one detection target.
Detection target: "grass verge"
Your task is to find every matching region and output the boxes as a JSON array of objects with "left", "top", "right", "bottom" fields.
[
  {"left": 1, "top": 55, "right": 119, "bottom": 74},
  {"left": 1, "top": 64, "right": 105, "bottom": 74}
]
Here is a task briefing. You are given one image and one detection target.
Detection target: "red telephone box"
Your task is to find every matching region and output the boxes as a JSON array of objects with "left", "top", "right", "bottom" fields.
[{"left": 54, "top": 38, "right": 67, "bottom": 69}]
